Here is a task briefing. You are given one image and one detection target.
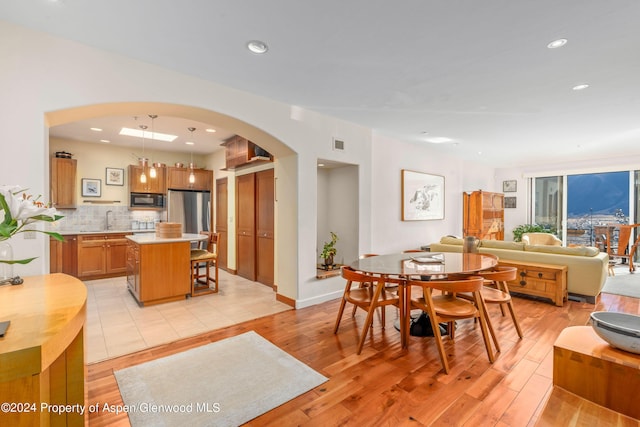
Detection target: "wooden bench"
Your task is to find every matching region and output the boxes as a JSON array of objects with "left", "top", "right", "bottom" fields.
[{"left": 497, "top": 260, "right": 567, "bottom": 306}]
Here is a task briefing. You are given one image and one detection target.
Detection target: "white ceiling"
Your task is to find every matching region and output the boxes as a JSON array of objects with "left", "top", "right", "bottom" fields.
[{"left": 2, "top": 1, "right": 640, "bottom": 166}]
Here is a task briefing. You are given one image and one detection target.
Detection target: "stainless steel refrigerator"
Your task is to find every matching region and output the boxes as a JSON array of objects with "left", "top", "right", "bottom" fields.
[{"left": 167, "top": 190, "right": 211, "bottom": 234}]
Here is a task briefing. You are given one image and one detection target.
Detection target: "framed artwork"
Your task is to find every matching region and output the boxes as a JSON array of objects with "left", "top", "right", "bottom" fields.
[
  {"left": 504, "top": 196, "right": 517, "bottom": 208},
  {"left": 401, "top": 169, "right": 445, "bottom": 221},
  {"left": 81, "top": 178, "right": 101, "bottom": 197},
  {"left": 503, "top": 180, "right": 517, "bottom": 192},
  {"left": 105, "top": 167, "right": 124, "bottom": 186}
]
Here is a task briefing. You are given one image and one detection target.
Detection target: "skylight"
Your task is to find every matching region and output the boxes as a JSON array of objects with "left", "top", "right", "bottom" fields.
[{"left": 119, "top": 127, "right": 178, "bottom": 142}]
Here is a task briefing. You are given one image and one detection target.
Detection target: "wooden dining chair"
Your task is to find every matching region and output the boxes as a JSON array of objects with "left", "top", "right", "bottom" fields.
[
  {"left": 190, "top": 231, "right": 219, "bottom": 296},
  {"left": 406, "top": 276, "right": 495, "bottom": 374},
  {"left": 351, "top": 254, "right": 380, "bottom": 317},
  {"left": 449, "top": 266, "right": 522, "bottom": 352},
  {"left": 334, "top": 266, "right": 401, "bottom": 355}
]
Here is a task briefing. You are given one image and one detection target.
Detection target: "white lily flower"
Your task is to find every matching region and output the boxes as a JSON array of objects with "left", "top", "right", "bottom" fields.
[{"left": 0, "top": 185, "right": 57, "bottom": 221}]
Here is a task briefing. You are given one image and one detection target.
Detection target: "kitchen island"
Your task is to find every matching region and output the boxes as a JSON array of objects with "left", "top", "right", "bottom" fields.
[{"left": 126, "top": 233, "right": 206, "bottom": 306}]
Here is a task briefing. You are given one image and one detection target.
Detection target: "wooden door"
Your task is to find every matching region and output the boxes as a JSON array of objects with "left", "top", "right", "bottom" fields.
[
  {"left": 236, "top": 173, "right": 256, "bottom": 281},
  {"left": 50, "top": 158, "right": 77, "bottom": 208},
  {"left": 216, "top": 178, "right": 228, "bottom": 270},
  {"left": 256, "top": 169, "right": 274, "bottom": 286}
]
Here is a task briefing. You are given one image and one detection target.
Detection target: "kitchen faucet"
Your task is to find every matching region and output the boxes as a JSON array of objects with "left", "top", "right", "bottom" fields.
[{"left": 106, "top": 210, "right": 113, "bottom": 230}]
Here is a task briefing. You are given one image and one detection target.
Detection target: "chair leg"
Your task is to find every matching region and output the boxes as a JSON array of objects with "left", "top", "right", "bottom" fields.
[
  {"left": 427, "top": 309, "right": 450, "bottom": 374},
  {"left": 475, "top": 297, "right": 497, "bottom": 363},
  {"left": 506, "top": 301, "right": 524, "bottom": 338},
  {"left": 481, "top": 298, "right": 501, "bottom": 353},
  {"left": 356, "top": 302, "right": 377, "bottom": 355},
  {"left": 333, "top": 297, "right": 348, "bottom": 334}
]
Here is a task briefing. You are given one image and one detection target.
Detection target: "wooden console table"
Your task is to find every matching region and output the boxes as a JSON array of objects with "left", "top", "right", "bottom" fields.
[
  {"left": 498, "top": 260, "right": 567, "bottom": 306},
  {"left": 551, "top": 326, "right": 640, "bottom": 420},
  {"left": 0, "top": 273, "right": 87, "bottom": 426}
]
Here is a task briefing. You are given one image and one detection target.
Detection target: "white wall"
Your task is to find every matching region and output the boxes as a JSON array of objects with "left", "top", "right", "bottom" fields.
[{"left": 371, "top": 135, "right": 495, "bottom": 253}]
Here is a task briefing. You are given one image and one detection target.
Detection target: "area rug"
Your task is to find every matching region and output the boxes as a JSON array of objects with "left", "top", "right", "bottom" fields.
[
  {"left": 601, "top": 271, "right": 640, "bottom": 298},
  {"left": 114, "top": 331, "right": 327, "bottom": 427}
]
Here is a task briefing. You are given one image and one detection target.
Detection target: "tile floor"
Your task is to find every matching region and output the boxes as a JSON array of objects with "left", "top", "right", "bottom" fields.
[{"left": 84, "top": 269, "right": 292, "bottom": 363}]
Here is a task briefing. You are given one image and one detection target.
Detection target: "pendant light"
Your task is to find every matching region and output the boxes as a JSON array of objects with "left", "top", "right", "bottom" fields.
[
  {"left": 148, "top": 115, "right": 158, "bottom": 179},
  {"left": 188, "top": 127, "right": 196, "bottom": 184},
  {"left": 139, "top": 124, "right": 148, "bottom": 183}
]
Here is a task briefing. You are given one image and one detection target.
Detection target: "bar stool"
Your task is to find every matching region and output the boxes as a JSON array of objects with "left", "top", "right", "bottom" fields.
[{"left": 190, "top": 232, "right": 218, "bottom": 296}]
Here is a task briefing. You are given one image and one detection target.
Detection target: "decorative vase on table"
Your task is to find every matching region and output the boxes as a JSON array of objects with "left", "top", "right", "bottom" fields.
[{"left": 0, "top": 242, "right": 13, "bottom": 280}]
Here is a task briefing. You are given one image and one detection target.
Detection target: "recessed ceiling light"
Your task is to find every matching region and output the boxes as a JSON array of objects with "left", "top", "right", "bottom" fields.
[
  {"left": 119, "top": 127, "right": 178, "bottom": 142},
  {"left": 247, "top": 40, "right": 268, "bottom": 54},
  {"left": 185, "top": 141, "right": 195, "bottom": 146},
  {"left": 572, "top": 84, "right": 590, "bottom": 91},
  {"left": 100, "top": 139, "right": 110, "bottom": 143},
  {"left": 547, "top": 38, "right": 568, "bottom": 49},
  {"left": 90, "top": 127, "right": 102, "bottom": 132},
  {"left": 425, "top": 137, "right": 453, "bottom": 144},
  {"left": 318, "top": 163, "right": 325, "bottom": 167},
  {"left": 205, "top": 128, "right": 217, "bottom": 133}
]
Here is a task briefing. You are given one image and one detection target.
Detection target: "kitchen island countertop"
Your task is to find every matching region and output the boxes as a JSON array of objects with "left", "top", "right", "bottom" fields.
[{"left": 126, "top": 233, "right": 206, "bottom": 244}]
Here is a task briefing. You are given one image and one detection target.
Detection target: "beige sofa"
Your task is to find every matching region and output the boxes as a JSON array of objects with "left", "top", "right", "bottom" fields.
[{"left": 429, "top": 236, "right": 609, "bottom": 303}]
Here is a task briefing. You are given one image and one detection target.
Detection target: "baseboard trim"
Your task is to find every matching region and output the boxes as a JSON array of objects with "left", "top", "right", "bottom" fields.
[
  {"left": 275, "top": 293, "right": 295, "bottom": 307},
  {"left": 294, "top": 290, "right": 343, "bottom": 309}
]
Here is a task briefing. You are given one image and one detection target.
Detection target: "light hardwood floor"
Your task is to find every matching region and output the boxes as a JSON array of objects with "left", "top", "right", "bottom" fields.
[{"left": 87, "top": 268, "right": 640, "bottom": 426}]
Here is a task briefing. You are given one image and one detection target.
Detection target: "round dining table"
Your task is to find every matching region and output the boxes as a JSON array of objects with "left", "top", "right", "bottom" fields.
[{"left": 349, "top": 251, "right": 498, "bottom": 348}]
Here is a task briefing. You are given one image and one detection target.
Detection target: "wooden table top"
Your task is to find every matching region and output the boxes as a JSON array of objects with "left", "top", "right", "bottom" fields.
[
  {"left": 0, "top": 273, "right": 87, "bottom": 382},
  {"left": 349, "top": 252, "right": 498, "bottom": 277}
]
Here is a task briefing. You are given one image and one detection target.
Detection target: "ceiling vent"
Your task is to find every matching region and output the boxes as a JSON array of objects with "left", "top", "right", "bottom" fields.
[{"left": 332, "top": 138, "right": 345, "bottom": 152}]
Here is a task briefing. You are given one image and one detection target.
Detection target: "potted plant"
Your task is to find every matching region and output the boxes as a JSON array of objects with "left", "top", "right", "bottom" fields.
[
  {"left": 512, "top": 223, "right": 555, "bottom": 242},
  {"left": 320, "top": 231, "right": 338, "bottom": 268}
]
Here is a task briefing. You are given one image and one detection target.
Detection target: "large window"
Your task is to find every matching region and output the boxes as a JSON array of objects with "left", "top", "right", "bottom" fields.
[
  {"left": 534, "top": 176, "right": 563, "bottom": 236},
  {"left": 533, "top": 171, "right": 635, "bottom": 251},
  {"left": 566, "top": 171, "right": 629, "bottom": 246}
]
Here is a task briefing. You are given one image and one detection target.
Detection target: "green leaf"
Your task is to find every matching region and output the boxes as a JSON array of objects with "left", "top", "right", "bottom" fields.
[
  {"left": 0, "top": 193, "right": 13, "bottom": 225},
  {"left": 0, "top": 257, "right": 37, "bottom": 265}
]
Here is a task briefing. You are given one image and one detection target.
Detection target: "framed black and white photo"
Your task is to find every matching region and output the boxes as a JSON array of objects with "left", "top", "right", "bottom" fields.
[
  {"left": 401, "top": 169, "right": 445, "bottom": 221},
  {"left": 105, "top": 167, "right": 124, "bottom": 186},
  {"left": 82, "top": 178, "right": 101, "bottom": 197},
  {"left": 504, "top": 196, "right": 517, "bottom": 208},
  {"left": 503, "top": 180, "right": 517, "bottom": 192}
]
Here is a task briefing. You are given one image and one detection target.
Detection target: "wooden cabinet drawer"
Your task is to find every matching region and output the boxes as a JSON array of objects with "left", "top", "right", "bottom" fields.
[
  {"left": 521, "top": 268, "right": 557, "bottom": 281},
  {"left": 499, "top": 260, "right": 568, "bottom": 306}
]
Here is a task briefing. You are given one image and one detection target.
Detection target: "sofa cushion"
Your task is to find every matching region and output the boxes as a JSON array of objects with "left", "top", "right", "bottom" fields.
[
  {"left": 524, "top": 245, "right": 600, "bottom": 257},
  {"left": 480, "top": 240, "right": 525, "bottom": 251},
  {"left": 440, "top": 236, "right": 464, "bottom": 246}
]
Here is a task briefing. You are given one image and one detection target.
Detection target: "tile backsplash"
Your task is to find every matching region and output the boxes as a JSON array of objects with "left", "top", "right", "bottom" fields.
[{"left": 49, "top": 206, "right": 164, "bottom": 232}]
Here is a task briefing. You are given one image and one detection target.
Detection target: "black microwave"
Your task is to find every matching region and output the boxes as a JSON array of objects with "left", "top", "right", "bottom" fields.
[{"left": 130, "top": 193, "right": 165, "bottom": 208}]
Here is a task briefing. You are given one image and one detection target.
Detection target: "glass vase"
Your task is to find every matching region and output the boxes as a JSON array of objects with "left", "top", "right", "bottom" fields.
[{"left": 0, "top": 242, "right": 13, "bottom": 280}]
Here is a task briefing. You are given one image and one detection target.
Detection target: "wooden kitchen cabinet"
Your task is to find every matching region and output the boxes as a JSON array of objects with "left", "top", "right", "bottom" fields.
[
  {"left": 126, "top": 240, "right": 140, "bottom": 300},
  {"left": 235, "top": 169, "right": 275, "bottom": 286},
  {"left": 49, "top": 234, "right": 78, "bottom": 276},
  {"left": 256, "top": 169, "right": 274, "bottom": 286},
  {"left": 463, "top": 190, "right": 504, "bottom": 240},
  {"left": 50, "top": 157, "right": 77, "bottom": 208},
  {"left": 77, "top": 233, "right": 130, "bottom": 279},
  {"left": 129, "top": 165, "right": 166, "bottom": 194},
  {"left": 166, "top": 167, "right": 213, "bottom": 191},
  {"left": 221, "top": 136, "right": 272, "bottom": 170},
  {"left": 126, "top": 238, "right": 190, "bottom": 306}
]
